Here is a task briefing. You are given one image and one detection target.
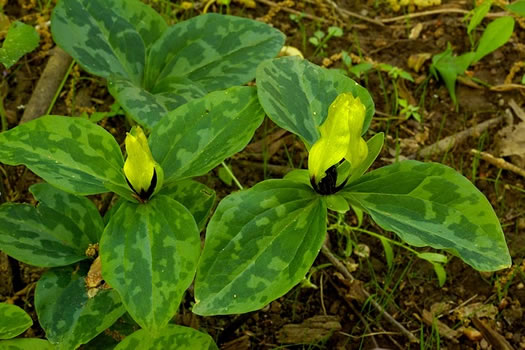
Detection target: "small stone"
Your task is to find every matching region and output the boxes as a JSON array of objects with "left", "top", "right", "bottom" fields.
[{"left": 480, "top": 339, "right": 489, "bottom": 349}]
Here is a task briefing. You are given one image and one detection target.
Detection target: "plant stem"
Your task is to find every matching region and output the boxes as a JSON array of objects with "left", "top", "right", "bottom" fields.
[
  {"left": 221, "top": 161, "right": 243, "bottom": 190},
  {"left": 46, "top": 60, "right": 74, "bottom": 116}
]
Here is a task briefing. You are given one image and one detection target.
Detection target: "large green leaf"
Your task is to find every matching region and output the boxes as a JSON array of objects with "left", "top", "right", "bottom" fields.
[
  {"left": 0, "top": 339, "right": 55, "bottom": 349},
  {"left": 158, "top": 180, "right": 215, "bottom": 230},
  {"left": 0, "top": 303, "right": 32, "bottom": 340},
  {"left": 149, "top": 86, "right": 264, "bottom": 183},
  {"left": 256, "top": 57, "right": 375, "bottom": 147},
  {"left": 342, "top": 160, "right": 511, "bottom": 271},
  {"left": 100, "top": 195, "right": 200, "bottom": 331},
  {"left": 105, "top": 0, "right": 167, "bottom": 48},
  {"left": 35, "top": 265, "right": 125, "bottom": 350},
  {"left": 30, "top": 183, "right": 104, "bottom": 243},
  {"left": 108, "top": 76, "right": 207, "bottom": 128},
  {"left": 0, "top": 116, "right": 130, "bottom": 197},
  {"left": 0, "top": 21, "right": 40, "bottom": 69},
  {"left": 194, "top": 180, "right": 326, "bottom": 315},
  {"left": 145, "top": 13, "right": 284, "bottom": 92},
  {"left": 114, "top": 325, "right": 218, "bottom": 350},
  {"left": 472, "top": 16, "right": 515, "bottom": 63},
  {"left": 51, "top": 0, "right": 145, "bottom": 84},
  {"left": 0, "top": 187, "right": 98, "bottom": 267}
]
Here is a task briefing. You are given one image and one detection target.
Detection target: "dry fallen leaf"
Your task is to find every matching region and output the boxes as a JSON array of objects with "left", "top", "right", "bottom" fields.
[
  {"left": 421, "top": 309, "right": 460, "bottom": 343},
  {"left": 497, "top": 122, "right": 525, "bottom": 168},
  {"left": 407, "top": 53, "right": 432, "bottom": 73},
  {"left": 454, "top": 302, "right": 498, "bottom": 322},
  {"left": 277, "top": 316, "right": 342, "bottom": 344},
  {"left": 409, "top": 23, "right": 424, "bottom": 40}
]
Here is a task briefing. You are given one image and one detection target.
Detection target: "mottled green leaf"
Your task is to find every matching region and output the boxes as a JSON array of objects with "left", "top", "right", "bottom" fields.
[
  {"left": 108, "top": 76, "right": 207, "bottom": 129},
  {"left": 0, "top": 303, "right": 32, "bottom": 339},
  {"left": 342, "top": 160, "right": 511, "bottom": 271},
  {"left": 194, "top": 180, "right": 326, "bottom": 315},
  {"left": 149, "top": 86, "right": 264, "bottom": 182},
  {"left": 105, "top": 0, "right": 167, "bottom": 48},
  {"left": 0, "top": 339, "right": 55, "bottom": 350},
  {"left": 51, "top": 0, "right": 145, "bottom": 84},
  {"left": 100, "top": 195, "right": 200, "bottom": 331},
  {"left": 0, "top": 116, "right": 130, "bottom": 197},
  {"left": 473, "top": 16, "right": 514, "bottom": 63},
  {"left": 35, "top": 265, "right": 125, "bottom": 350},
  {"left": 30, "top": 183, "right": 104, "bottom": 243},
  {"left": 0, "top": 21, "right": 39, "bottom": 68},
  {"left": 114, "top": 325, "right": 218, "bottom": 350},
  {"left": 256, "top": 57, "right": 375, "bottom": 147},
  {"left": 159, "top": 180, "right": 215, "bottom": 230},
  {"left": 107, "top": 77, "right": 168, "bottom": 129},
  {"left": 145, "top": 13, "right": 284, "bottom": 92},
  {"left": 0, "top": 197, "right": 93, "bottom": 267}
]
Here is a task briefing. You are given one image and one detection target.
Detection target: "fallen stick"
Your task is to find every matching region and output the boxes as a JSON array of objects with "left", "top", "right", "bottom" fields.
[
  {"left": 470, "top": 149, "right": 525, "bottom": 179},
  {"left": 418, "top": 116, "right": 503, "bottom": 158},
  {"left": 20, "top": 47, "right": 73, "bottom": 124},
  {"left": 381, "top": 8, "right": 507, "bottom": 23},
  {"left": 255, "top": 0, "right": 328, "bottom": 23},
  {"left": 321, "top": 243, "right": 419, "bottom": 343}
]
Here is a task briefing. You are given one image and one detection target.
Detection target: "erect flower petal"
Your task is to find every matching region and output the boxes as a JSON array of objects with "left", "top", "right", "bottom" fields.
[
  {"left": 344, "top": 96, "right": 368, "bottom": 169},
  {"left": 123, "top": 126, "right": 161, "bottom": 199},
  {"left": 308, "top": 92, "right": 366, "bottom": 184}
]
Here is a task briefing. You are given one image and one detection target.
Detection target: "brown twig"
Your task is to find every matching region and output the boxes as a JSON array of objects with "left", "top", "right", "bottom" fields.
[
  {"left": 471, "top": 149, "right": 525, "bottom": 178},
  {"left": 325, "top": 0, "right": 385, "bottom": 26},
  {"left": 380, "top": 8, "right": 507, "bottom": 23},
  {"left": 509, "top": 99, "right": 525, "bottom": 122},
  {"left": 321, "top": 243, "right": 419, "bottom": 343},
  {"left": 418, "top": 116, "right": 503, "bottom": 158},
  {"left": 20, "top": 47, "right": 73, "bottom": 124},
  {"left": 255, "top": 0, "right": 328, "bottom": 23}
]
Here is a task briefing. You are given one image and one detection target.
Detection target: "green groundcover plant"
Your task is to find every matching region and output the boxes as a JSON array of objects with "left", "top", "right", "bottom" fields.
[
  {"left": 0, "top": 9, "right": 512, "bottom": 347},
  {"left": 51, "top": 0, "right": 284, "bottom": 128},
  {"left": 193, "top": 56, "right": 511, "bottom": 315},
  {"left": 0, "top": 85, "right": 263, "bottom": 348}
]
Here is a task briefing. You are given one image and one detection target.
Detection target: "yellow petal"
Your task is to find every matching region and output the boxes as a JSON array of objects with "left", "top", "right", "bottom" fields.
[
  {"left": 308, "top": 92, "right": 359, "bottom": 183},
  {"left": 123, "top": 126, "right": 157, "bottom": 196},
  {"left": 344, "top": 98, "right": 368, "bottom": 169}
]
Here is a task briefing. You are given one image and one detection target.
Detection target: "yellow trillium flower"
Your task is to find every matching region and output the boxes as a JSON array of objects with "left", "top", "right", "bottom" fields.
[
  {"left": 308, "top": 92, "right": 368, "bottom": 194},
  {"left": 123, "top": 126, "right": 163, "bottom": 201}
]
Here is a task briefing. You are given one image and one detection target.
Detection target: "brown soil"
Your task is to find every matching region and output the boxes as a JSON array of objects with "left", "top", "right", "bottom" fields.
[{"left": 1, "top": 0, "right": 525, "bottom": 349}]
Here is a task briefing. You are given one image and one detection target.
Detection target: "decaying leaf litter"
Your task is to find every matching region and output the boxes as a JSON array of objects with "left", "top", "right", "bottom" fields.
[{"left": 1, "top": 0, "right": 525, "bottom": 349}]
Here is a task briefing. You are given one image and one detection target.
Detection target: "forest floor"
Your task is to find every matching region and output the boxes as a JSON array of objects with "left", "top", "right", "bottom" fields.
[{"left": 1, "top": 0, "right": 525, "bottom": 349}]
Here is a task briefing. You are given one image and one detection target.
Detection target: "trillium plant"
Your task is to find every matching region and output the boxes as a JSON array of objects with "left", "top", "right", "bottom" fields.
[
  {"left": 0, "top": 0, "right": 511, "bottom": 347},
  {"left": 193, "top": 57, "right": 511, "bottom": 315}
]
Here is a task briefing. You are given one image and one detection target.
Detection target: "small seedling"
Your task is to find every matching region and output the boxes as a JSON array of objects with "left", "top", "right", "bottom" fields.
[
  {"left": 309, "top": 26, "right": 343, "bottom": 56},
  {"left": 398, "top": 98, "right": 422, "bottom": 122},
  {"left": 431, "top": 4, "right": 514, "bottom": 106}
]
